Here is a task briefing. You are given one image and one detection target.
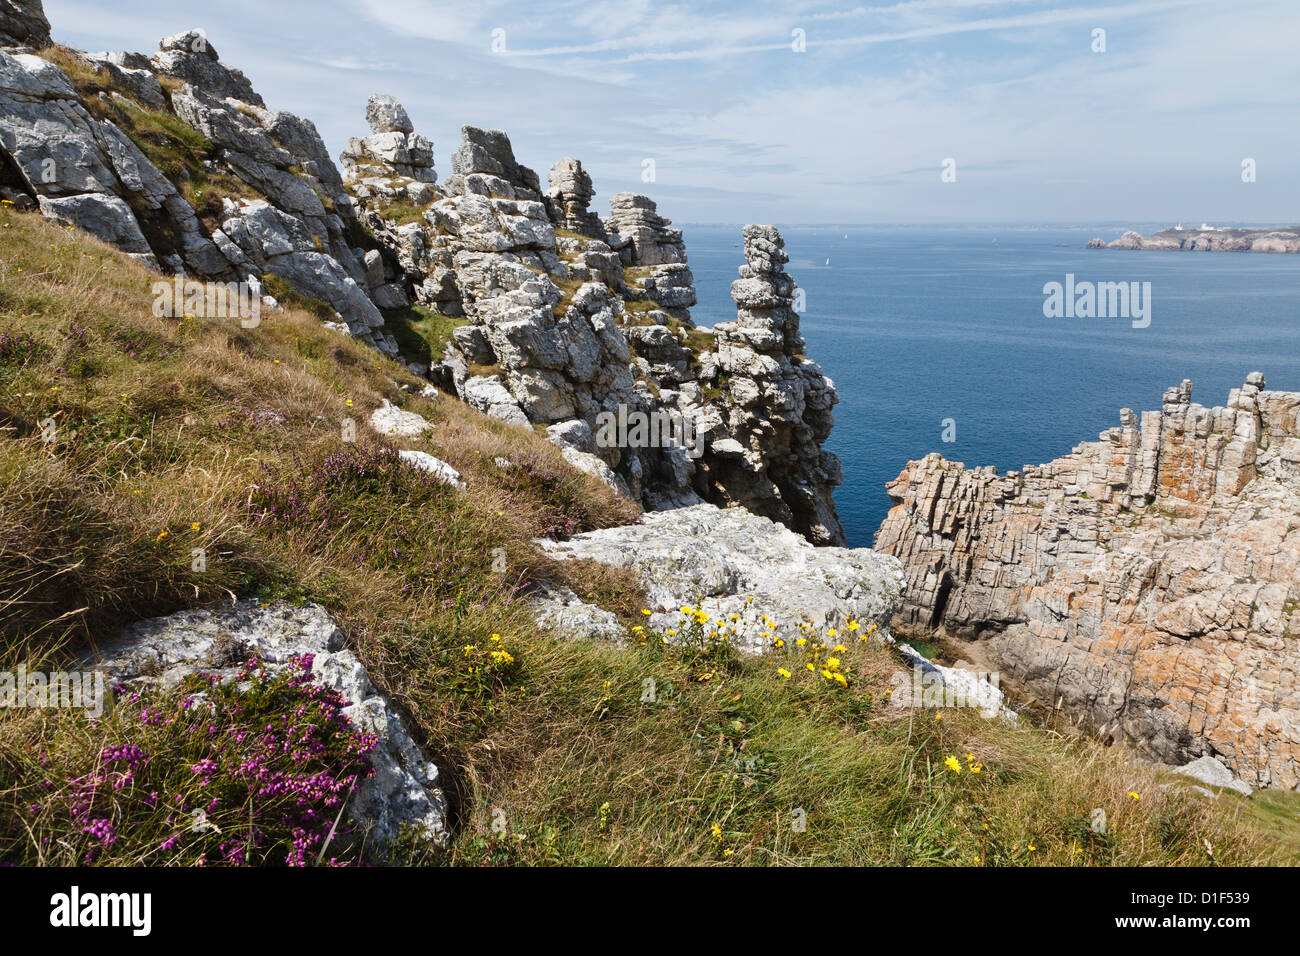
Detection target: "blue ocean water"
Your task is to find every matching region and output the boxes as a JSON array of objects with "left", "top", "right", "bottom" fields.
[{"left": 681, "top": 224, "right": 1300, "bottom": 548}]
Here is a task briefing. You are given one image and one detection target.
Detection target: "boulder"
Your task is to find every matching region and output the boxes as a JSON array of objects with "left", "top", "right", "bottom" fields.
[{"left": 538, "top": 502, "right": 903, "bottom": 651}]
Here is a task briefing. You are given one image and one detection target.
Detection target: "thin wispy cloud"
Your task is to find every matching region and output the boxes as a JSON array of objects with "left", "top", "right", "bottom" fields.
[
  {"left": 617, "top": 1, "right": 1209, "bottom": 62},
  {"left": 40, "top": 0, "right": 1299, "bottom": 224}
]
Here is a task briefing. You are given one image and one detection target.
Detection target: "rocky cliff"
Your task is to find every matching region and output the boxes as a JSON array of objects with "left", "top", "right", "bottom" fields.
[
  {"left": 337, "top": 93, "right": 847, "bottom": 541},
  {"left": 0, "top": 6, "right": 846, "bottom": 545},
  {"left": 875, "top": 374, "right": 1300, "bottom": 788}
]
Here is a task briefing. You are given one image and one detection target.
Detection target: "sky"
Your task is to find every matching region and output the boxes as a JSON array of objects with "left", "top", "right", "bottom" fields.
[{"left": 42, "top": 0, "right": 1300, "bottom": 225}]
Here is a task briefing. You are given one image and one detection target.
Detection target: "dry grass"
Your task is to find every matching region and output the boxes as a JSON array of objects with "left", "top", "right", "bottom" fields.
[{"left": 1, "top": 206, "right": 1295, "bottom": 866}]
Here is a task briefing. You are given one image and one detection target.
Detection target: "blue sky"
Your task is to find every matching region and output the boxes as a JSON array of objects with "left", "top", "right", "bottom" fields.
[{"left": 43, "top": 0, "right": 1300, "bottom": 224}]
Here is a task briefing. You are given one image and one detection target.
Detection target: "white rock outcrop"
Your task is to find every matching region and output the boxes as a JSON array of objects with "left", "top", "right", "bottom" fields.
[{"left": 537, "top": 502, "right": 902, "bottom": 648}]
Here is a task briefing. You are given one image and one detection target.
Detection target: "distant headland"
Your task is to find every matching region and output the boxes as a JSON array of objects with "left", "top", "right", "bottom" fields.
[{"left": 1087, "top": 224, "right": 1300, "bottom": 253}]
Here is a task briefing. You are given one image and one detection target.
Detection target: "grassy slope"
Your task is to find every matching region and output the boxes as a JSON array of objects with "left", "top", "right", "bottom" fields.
[{"left": 0, "top": 207, "right": 1296, "bottom": 865}]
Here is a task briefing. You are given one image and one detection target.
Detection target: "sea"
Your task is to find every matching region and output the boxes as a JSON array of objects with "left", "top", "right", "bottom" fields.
[{"left": 681, "top": 223, "right": 1300, "bottom": 548}]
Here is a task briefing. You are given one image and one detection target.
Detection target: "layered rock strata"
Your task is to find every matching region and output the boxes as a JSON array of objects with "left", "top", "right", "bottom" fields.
[
  {"left": 875, "top": 375, "right": 1300, "bottom": 788},
  {"left": 693, "top": 225, "right": 846, "bottom": 545}
]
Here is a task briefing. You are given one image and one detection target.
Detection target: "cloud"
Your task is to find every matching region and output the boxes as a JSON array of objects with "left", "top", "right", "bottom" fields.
[{"left": 37, "top": 0, "right": 1300, "bottom": 224}]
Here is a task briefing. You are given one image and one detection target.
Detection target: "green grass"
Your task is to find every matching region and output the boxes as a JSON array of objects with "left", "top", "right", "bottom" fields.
[
  {"left": 261, "top": 273, "right": 335, "bottom": 322},
  {"left": 372, "top": 196, "right": 434, "bottom": 227},
  {"left": 381, "top": 305, "right": 466, "bottom": 366},
  {"left": 550, "top": 274, "right": 585, "bottom": 317},
  {"left": 0, "top": 206, "right": 1296, "bottom": 867}
]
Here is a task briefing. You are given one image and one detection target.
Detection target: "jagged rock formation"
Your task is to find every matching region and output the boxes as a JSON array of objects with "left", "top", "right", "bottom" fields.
[
  {"left": 875, "top": 374, "right": 1300, "bottom": 789},
  {"left": 604, "top": 192, "right": 696, "bottom": 319},
  {"left": 88, "top": 601, "right": 448, "bottom": 849},
  {"left": 0, "top": 0, "right": 50, "bottom": 49},
  {"left": 343, "top": 103, "right": 846, "bottom": 540},
  {"left": 1088, "top": 227, "right": 1300, "bottom": 253},
  {"left": 604, "top": 192, "right": 686, "bottom": 266},
  {"left": 545, "top": 156, "right": 604, "bottom": 239},
  {"left": 0, "top": 49, "right": 231, "bottom": 275},
  {"left": 537, "top": 502, "right": 902, "bottom": 649},
  {"left": 1, "top": 5, "right": 849, "bottom": 547},
  {"left": 692, "top": 225, "right": 845, "bottom": 545},
  {"left": 0, "top": 15, "right": 396, "bottom": 353},
  {"left": 341, "top": 95, "right": 436, "bottom": 197}
]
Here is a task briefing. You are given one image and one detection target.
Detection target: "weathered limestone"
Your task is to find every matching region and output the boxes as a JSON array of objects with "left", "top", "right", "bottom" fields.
[
  {"left": 342, "top": 114, "right": 849, "bottom": 540},
  {"left": 605, "top": 191, "right": 696, "bottom": 319},
  {"left": 0, "top": 0, "right": 51, "bottom": 49},
  {"left": 0, "top": 15, "right": 401, "bottom": 354},
  {"left": 341, "top": 93, "right": 437, "bottom": 203},
  {"left": 4, "top": 4, "right": 852, "bottom": 549},
  {"left": 690, "top": 225, "right": 847, "bottom": 545},
  {"left": 546, "top": 157, "right": 604, "bottom": 239},
  {"left": 605, "top": 192, "right": 686, "bottom": 266},
  {"left": 875, "top": 375, "right": 1300, "bottom": 789},
  {"left": 538, "top": 502, "right": 902, "bottom": 649},
  {"left": 153, "top": 29, "right": 263, "bottom": 106},
  {"left": 0, "top": 49, "right": 232, "bottom": 276},
  {"left": 337, "top": 105, "right": 845, "bottom": 544},
  {"left": 87, "top": 601, "right": 448, "bottom": 850}
]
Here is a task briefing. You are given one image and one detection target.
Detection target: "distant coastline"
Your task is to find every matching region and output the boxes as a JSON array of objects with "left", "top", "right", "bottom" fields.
[{"left": 1087, "top": 225, "right": 1300, "bottom": 253}]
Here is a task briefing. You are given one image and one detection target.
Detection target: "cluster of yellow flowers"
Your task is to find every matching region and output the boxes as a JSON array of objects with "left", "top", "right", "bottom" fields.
[
  {"left": 639, "top": 600, "right": 886, "bottom": 694},
  {"left": 771, "top": 617, "right": 878, "bottom": 689},
  {"left": 460, "top": 632, "right": 516, "bottom": 677},
  {"left": 943, "top": 753, "right": 984, "bottom": 775}
]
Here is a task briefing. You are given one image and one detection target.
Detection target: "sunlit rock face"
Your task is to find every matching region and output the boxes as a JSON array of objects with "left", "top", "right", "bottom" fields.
[{"left": 876, "top": 374, "right": 1300, "bottom": 789}]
